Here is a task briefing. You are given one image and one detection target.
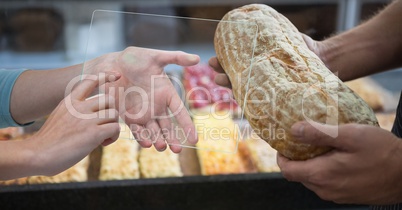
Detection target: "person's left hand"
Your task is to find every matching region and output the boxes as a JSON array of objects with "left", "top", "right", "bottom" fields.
[
  {"left": 87, "top": 47, "right": 200, "bottom": 153},
  {"left": 277, "top": 121, "right": 402, "bottom": 205}
]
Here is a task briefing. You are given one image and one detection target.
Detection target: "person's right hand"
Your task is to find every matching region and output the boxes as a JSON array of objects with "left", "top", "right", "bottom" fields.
[{"left": 26, "top": 73, "right": 121, "bottom": 177}]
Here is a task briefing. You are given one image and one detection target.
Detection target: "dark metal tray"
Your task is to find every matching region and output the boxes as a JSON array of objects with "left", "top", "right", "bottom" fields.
[{"left": 0, "top": 173, "right": 367, "bottom": 210}]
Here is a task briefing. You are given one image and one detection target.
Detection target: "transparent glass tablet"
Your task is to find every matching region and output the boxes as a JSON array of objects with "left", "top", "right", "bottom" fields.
[{"left": 80, "top": 10, "right": 258, "bottom": 153}]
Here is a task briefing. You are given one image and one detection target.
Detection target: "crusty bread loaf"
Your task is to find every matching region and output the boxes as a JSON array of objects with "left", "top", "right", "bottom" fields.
[{"left": 214, "top": 4, "right": 379, "bottom": 160}]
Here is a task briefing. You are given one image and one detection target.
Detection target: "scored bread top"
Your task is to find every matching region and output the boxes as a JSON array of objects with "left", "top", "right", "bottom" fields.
[{"left": 214, "top": 4, "right": 378, "bottom": 160}]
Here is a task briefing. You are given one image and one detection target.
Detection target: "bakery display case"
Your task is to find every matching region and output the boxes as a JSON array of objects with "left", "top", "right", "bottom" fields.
[{"left": 0, "top": 0, "right": 399, "bottom": 209}]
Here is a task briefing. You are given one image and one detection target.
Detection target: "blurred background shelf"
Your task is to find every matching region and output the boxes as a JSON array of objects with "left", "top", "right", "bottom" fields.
[{"left": 0, "top": 0, "right": 399, "bottom": 91}]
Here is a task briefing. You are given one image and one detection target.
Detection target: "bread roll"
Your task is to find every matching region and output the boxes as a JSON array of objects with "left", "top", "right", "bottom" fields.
[{"left": 214, "top": 4, "right": 378, "bottom": 160}]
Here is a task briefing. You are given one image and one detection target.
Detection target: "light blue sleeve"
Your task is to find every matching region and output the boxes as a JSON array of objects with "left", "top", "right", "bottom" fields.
[{"left": 0, "top": 69, "right": 33, "bottom": 128}]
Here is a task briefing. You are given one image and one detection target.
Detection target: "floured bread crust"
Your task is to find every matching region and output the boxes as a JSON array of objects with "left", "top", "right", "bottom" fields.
[{"left": 214, "top": 4, "right": 378, "bottom": 160}]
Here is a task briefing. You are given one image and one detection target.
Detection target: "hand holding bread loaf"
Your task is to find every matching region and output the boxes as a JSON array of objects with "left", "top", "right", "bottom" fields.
[{"left": 214, "top": 4, "right": 379, "bottom": 160}]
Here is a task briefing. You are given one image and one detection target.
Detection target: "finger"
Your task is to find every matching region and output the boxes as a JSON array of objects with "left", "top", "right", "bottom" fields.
[
  {"left": 208, "top": 56, "right": 225, "bottom": 73},
  {"left": 97, "top": 122, "right": 121, "bottom": 145},
  {"left": 277, "top": 153, "right": 316, "bottom": 183},
  {"left": 167, "top": 92, "right": 198, "bottom": 145},
  {"left": 155, "top": 50, "right": 200, "bottom": 67},
  {"left": 72, "top": 72, "right": 121, "bottom": 101},
  {"left": 95, "top": 109, "right": 119, "bottom": 125},
  {"left": 301, "top": 181, "right": 337, "bottom": 203},
  {"left": 146, "top": 120, "right": 167, "bottom": 152},
  {"left": 101, "top": 138, "right": 115, "bottom": 146},
  {"left": 215, "top": 74, "right": 232, "bottom": 88},
  {"left": 301, "top": 33, "right": 317, "bottom": 52},
  {"left": 301, "top": 182, "right": 320, "bottom": 195},
  {"left": 291, "top": 121, "right": 342, "bottom": 149},
  {"left": 85, "top": 94, "right": 116, "bottom": 112},
  {"left": 157, "top": 116, "right": 182, "bottom": 153},
  {"left": 101, "top": 127, "right": 120, "bottom": 146},
  {"left": 130, "top": 124, "right": 152, "bottom": 148}
]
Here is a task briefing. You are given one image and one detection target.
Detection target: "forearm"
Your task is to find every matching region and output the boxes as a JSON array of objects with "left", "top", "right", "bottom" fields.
[
  {"left": 321, "top": 0, "right": 402, "bottom": 81},
  {"left": 0, "top": 139, "right": 37, "bottom": 180},
  {"left": 8, "top": 50, "right": 122, "bottom": 125},
  {"left": 10, "top": 64, "right": 82, "bottom": 124}
]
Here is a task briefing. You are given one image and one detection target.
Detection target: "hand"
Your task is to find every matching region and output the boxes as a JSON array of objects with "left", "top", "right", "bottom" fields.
[
  {"left": 27, "top": 73, "right": 121, "bottom": 177},
  {"left": 301, "top": 34, "right": 343, "bottom": 76},
  {"left": 301, "top": 34, "right": 327, "bottom": 63},
  {"left": 277, "top": 121, "right": 402, "bottom": 205},
  {"left": 88, "top": 47, "right": 200, "bottom": 153}
]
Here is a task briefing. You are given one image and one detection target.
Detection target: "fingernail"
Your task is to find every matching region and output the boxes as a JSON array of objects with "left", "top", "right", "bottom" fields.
[
  {"left": 188, "top": 54, "right": 199, "bottom": 62},
  {"left": 291, "top": 123, "right": 305, "bottom": 138},
  {"left": 107, "top": 71, "right": 121, "bottom": 82},
  {"left": 156, "top": 145, "right": 167, "bottom": 152}
]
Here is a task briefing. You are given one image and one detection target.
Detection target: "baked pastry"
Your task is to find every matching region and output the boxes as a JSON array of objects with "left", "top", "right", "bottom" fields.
[
  {"left": 194, "top": 113, "right": 250, "bottom": 175},
  {"left": 345, "top": 77, "right": 388, "bottom": 112},
  {"left": 375, "top": 112, "right": 396, "bottom": 131},
  {"left": 244, "top": 132, "right": 280, "bottom": 173},
  {"left": 237, "top": 141, "right": 258, "bottom": 173},
  {"left": 0, "top": 177, "right": 28, "bottom": 185},
  {"left": 138, "top": 147, "right": 182, "bottom": 178},
  {"left": 99, "top": 123, "right": 140, "bottom": 180},
  {"left": 214, "top": 4, "right": 378, "bottom": 160},
  {"left": 0, "top": 127, "right": 20, "bottom": 140}
]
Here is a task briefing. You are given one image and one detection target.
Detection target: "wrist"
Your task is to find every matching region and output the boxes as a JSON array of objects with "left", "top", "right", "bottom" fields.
[
  {"left": 319, "top": 30, "right": 379, "bottom": 82},
  {"left": 316, "top": 38, "right": 342, "bottom": 75},
  {"left": 319, "top": 33, "right": 365, "bottom": 82},
  {"left": 19, "top": 136, "right": 42, "bottom": 176},
  {"left": 0, "top": 138, "right": 38, "bottom": 179},
  {"left": 85, "top": 52, "right": 120, "bottom": 75}
]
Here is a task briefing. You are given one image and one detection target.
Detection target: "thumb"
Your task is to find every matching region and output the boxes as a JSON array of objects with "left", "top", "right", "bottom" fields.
[
  {"left": 291, "top": 121, "right": 343, "bottom": 149},
  {"left": 301, "top": 33, "right": 320, "bottom": 55}
]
